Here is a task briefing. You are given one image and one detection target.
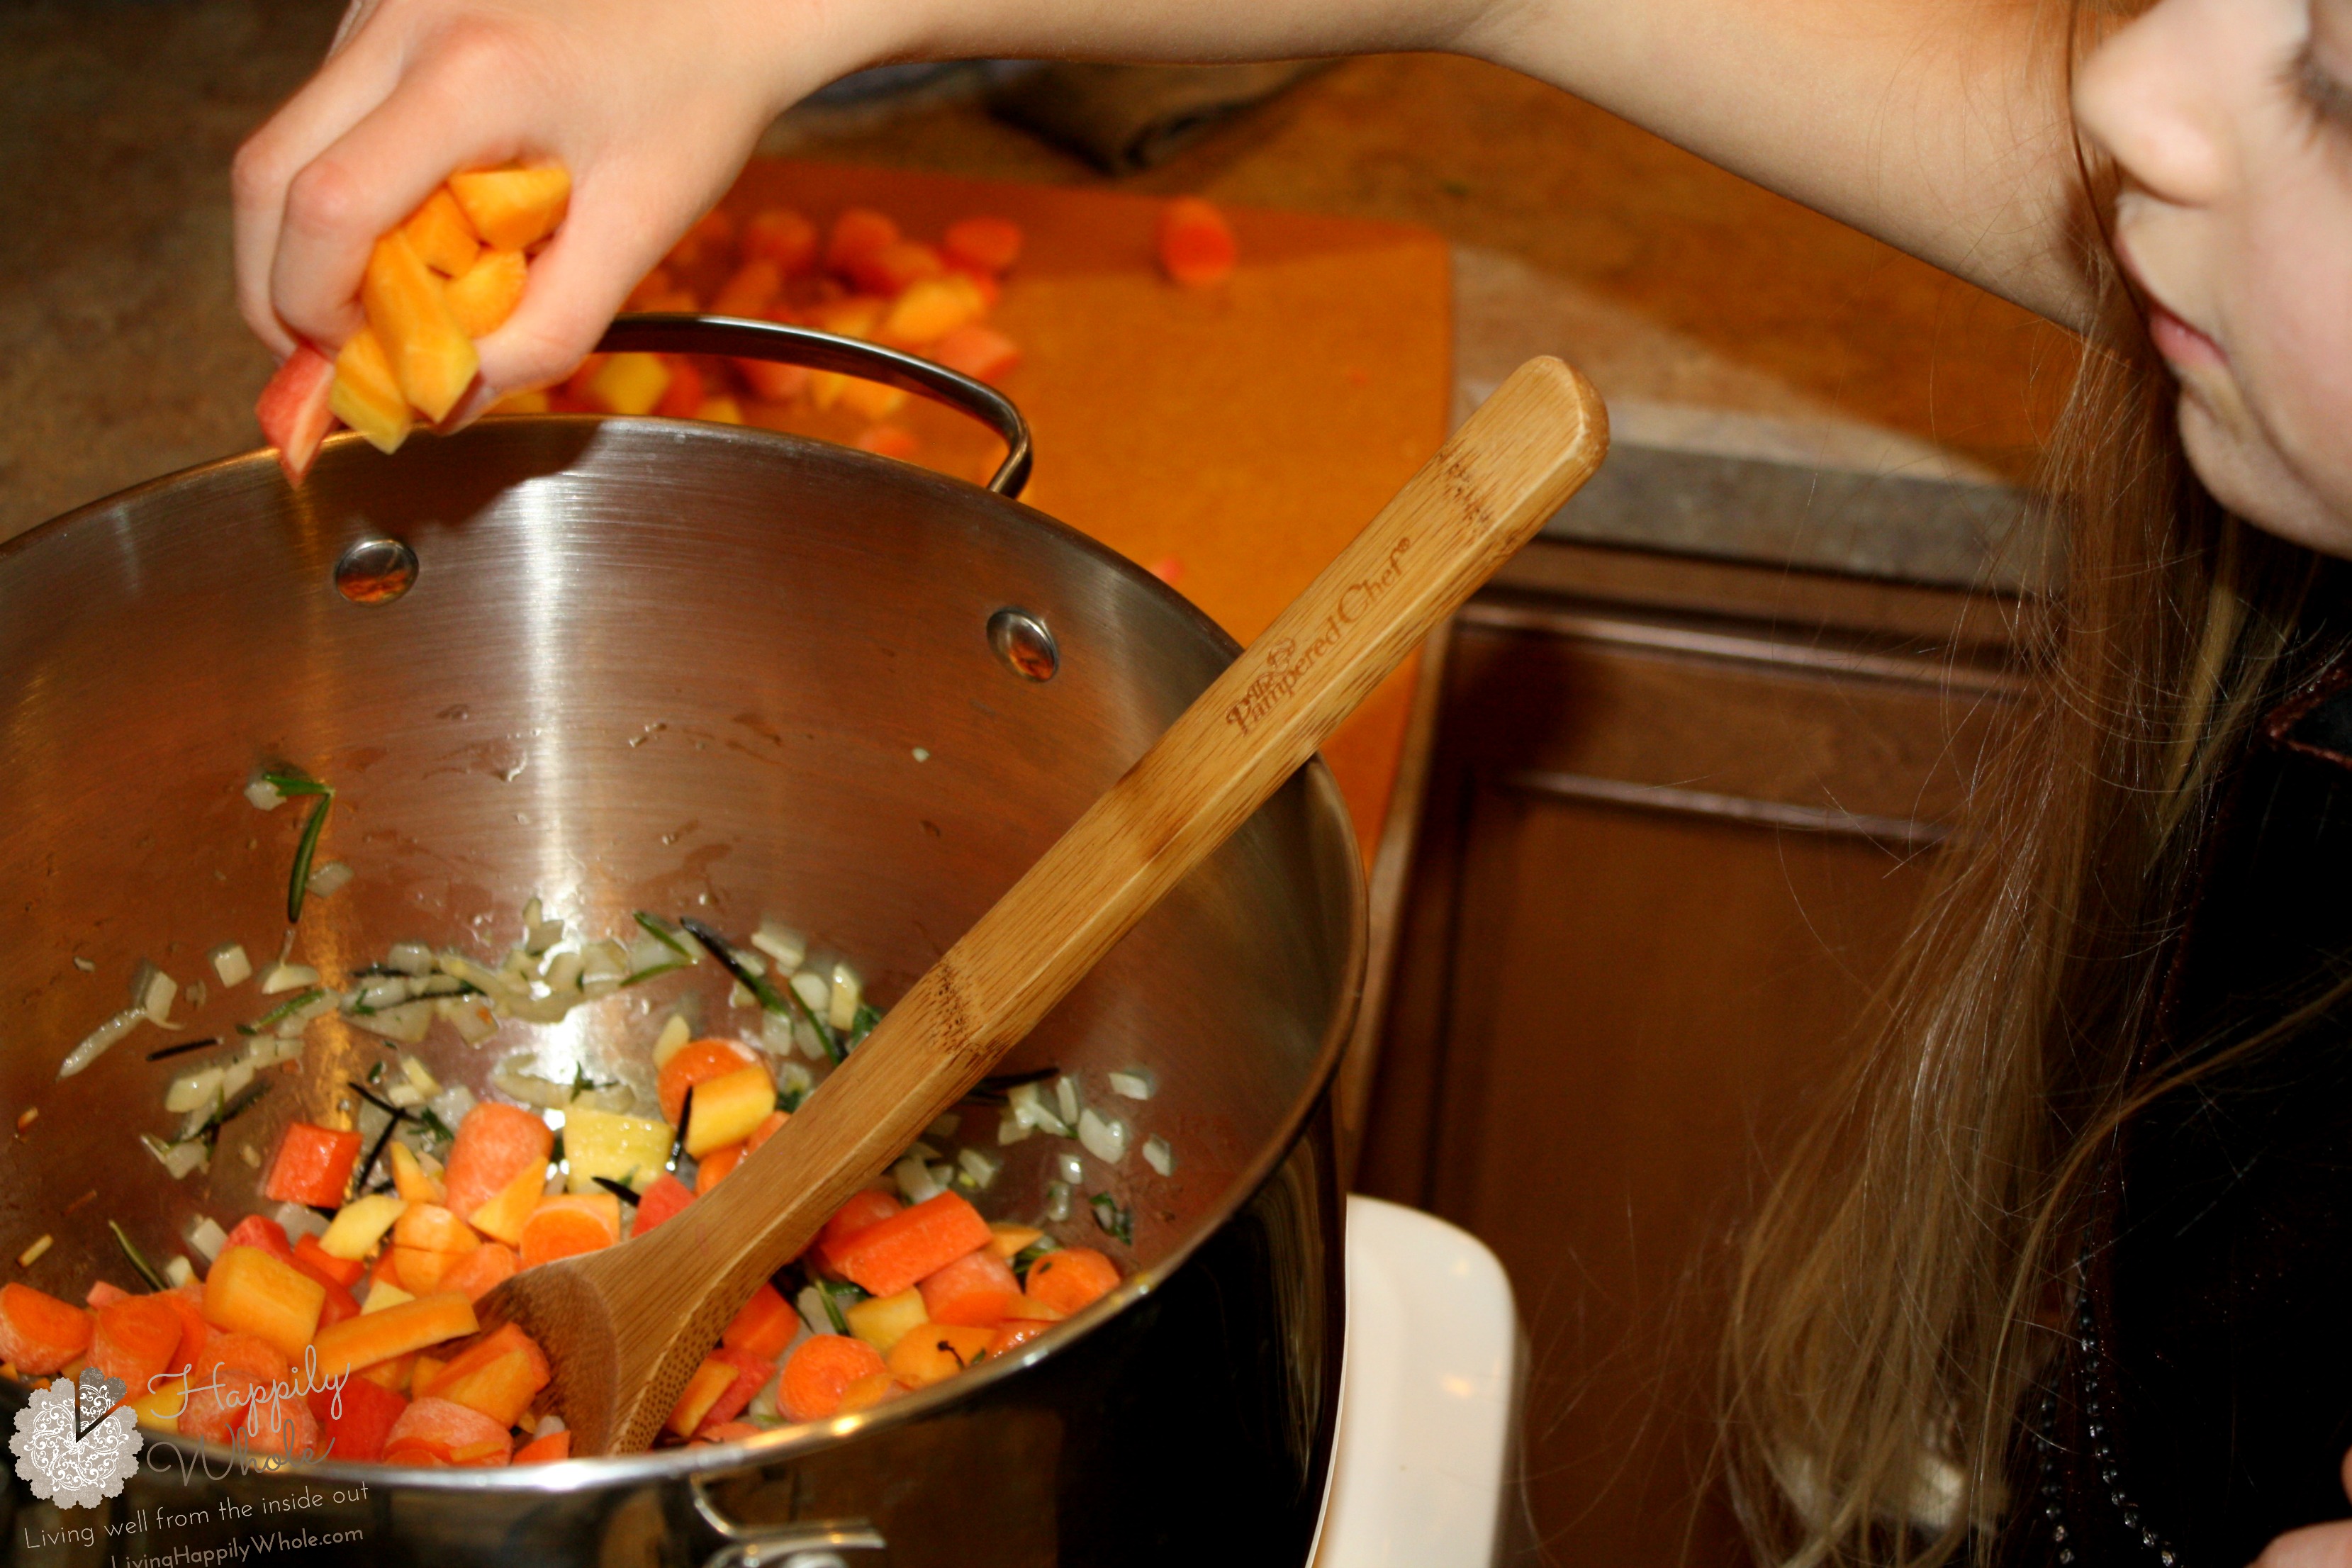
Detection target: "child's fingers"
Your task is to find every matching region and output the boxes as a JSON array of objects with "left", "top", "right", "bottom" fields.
[
  {"left": 468, "top": 164, "right": 702, "bottom": 396},
  {"left": 230, "top": 21, "right": 408, "bottom": 356},
  {"left": 266, "top": 32, "right": 549, "bottom": 353}
]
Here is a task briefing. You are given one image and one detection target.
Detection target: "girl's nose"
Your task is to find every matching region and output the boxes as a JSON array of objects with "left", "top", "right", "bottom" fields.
[{"left": 2074, "top": 0, "right": 2234, "bottom": 208}]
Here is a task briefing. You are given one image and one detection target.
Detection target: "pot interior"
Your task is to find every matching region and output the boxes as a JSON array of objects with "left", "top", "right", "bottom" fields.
[{"left": 0, "top": 419, "right": 1362, "bottom": 1457}]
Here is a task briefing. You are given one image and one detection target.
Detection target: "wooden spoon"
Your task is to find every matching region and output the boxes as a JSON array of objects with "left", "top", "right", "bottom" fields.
[{"left": 480, "top": 356, "right": 1609, "bottom": 1455}]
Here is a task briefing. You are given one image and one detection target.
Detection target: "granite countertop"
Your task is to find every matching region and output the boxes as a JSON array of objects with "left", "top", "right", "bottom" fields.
[{"left": 0, "top": 6, "right": 2067, "bottom": 590}]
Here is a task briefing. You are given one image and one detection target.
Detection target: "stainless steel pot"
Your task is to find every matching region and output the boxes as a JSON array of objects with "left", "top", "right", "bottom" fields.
[{"left": 0, "top": 320, "right": 1361, "bottom": 1567}]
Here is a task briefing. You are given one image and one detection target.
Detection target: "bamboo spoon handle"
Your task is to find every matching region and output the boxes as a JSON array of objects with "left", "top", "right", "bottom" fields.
[{"left": 516, "top": 357, "right": 1608, "bottom": 1454}]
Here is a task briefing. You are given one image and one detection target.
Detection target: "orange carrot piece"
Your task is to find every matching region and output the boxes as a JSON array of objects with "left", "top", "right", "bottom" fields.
[
  {"left": 741, "top": 208, "right": 817, "bottom": 274},
  {"left": 986, "top": 1318, "right": 1055, "bottom": 1357},
  {"left": 447, "top": 164, "right": 571, "bottom": 252},
  {"left": 90, "top": 1295, "right": 183, "bottom": 1394},
  {"left": 512, "top": 1428, "right": 571, "bottom": 1463},
  {"left": 942, "top": 216, "right": 1023, "bottom": 275},
  {"left": 745, "top": 1109, "right": 788, "bottom": 1153},
  {"left": 393, "top": 1203, "right": 483, "bottom": 1256},
  {"left": 434, "top": 1243, "right": 517, "bottom": 1304},
  {"left": 243, "top": 1381, "right": 324, "bottom": 1461},
  {"left": 657, "top": 1038, "right": 758, "bottom": 1125},
  {"left": 362, "top": 228, "right": 480, "bottom": 422},
  {"left": 262, "top": 1122, "right": 364, "bottom": 1208},
  {"left": 695, "top": 1143, "right": 744, "bottom": 1194},
  {"left": 224, "top": 1215, "right": 294, "bottom": 1260},
  {"left": 1026, "top": 1247, "right": 1121, "bottom": 1316},
  {"left": 310, "top": 1292, "right": 478, "bottom": 1382},
  {"left": 517, "top": 1192, "right": 621, "bottom": 1268},
  {"left": 381, "top": 1396, "right": 514, "bottom": 1467},
  {"left": 699, "top": 1418, "right": 766, "bottom": 1444},
  {"left": 1156, "top": 196, "right": 1238, "bottom": 287},
  {"left": 308, "top": 1372, "right": 407, "bottom": 1462},
  {"left": 444, "top": 247, "right": 529, "bottom": 337},
  {"left": 918, "top": 1247, "right": 1021, "bottom": 1328},
  {"left": 84, "top": 1282, "right": 130, "bottom": 1310},
  {"left": 814, "top": 1189, "right": 902, "bottom": 1266},
  {"left": 885, "top": 1322, "right": 995, "bottom": 1388},
  {"left": 849, "top": 240, "right": 946, "bottom": 298},
  {"left": 930, "top": 324, "right": 1020, "bottom": 385},
  {"left": 778, "top": 1334, "right": 888, "bottom": 1423},
  {"left": 736, "top": 357, "right": 809, "bottom": 403},
  {"left": 402, "top": 186, "right": 481, "bottom": 277},
  {"left": 711, "top": 259, "right": 783, "bottom": 318},
  {"left": 695, "top": 1346, "right": 776, "bottom": 1434},
  {"left": 162, "top": 1284, "right": 209, "bottom": 1377},
  {"left": 719, "top": 1282, "right": 798, "bottom": 1360},
  {"left": 425, "top": 1335, "right": 549, "bottom": 1428},
  {"left": 178, "top": 1368, "right": 259, "bottom": 1445},
  {"left": 440, "top": 1102, "right": 555, "bottom": 1223},
  {"left": 632, "top": 1173, "right": 695, "bottom": 1238},
  {"left": 424, "top": 1322, "right": 550, "bottom": 1399},
  {"left": 291, "top": 1233, "right": 366, "bottom": 1289},
  {"left": 202, "top": 1245, "right": 326, "bottom": 1362},
  {"left": 828, "top": 1192, "right": 993, "bottom": 1299},
  {"left": 654, "top": 356, "right": 705, "bottom": 419},
  {"left": 824, "top": 208, "right": 900, "bottom": 279}
]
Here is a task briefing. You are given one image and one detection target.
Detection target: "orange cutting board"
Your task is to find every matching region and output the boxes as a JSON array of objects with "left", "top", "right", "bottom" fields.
[{"left": 708, "top": 159, "right": 1454, "bottom": 861}]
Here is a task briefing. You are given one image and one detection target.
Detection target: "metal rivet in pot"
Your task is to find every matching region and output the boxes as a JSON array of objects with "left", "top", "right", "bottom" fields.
[
  {"left": 332, "top": 538, "right": 419, "bottom": 605},
  {"left": 987, "top": 607, "right": 1058, "bottom": 682}
]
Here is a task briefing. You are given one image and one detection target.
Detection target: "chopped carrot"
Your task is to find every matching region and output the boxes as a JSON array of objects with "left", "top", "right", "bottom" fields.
[
  {"left": 736, "top": 358, "right": 810, "bottom": 402},
  {"left": 307, "top": 1373, "right": 407, "bottom": 1462},
  {"left": 666, "top": 1355, "right": 741, "bottom": 1438},
  {"left": 700, "top": 1419, "right": 765, "bottom": 1443},
  {"left": 836, "top": 1370, "right": 901, "bottom": 1414},
  {"left": 291, "top": 1233, "right": 366, "bottom": 1289},
  {"left": 179, "top": 1367, "right": 259, "bottom": 1445},
  {"left": 310, "top": 1292, "right": 477, "bottom": 1382},
  {"left": 447, "top": 164, "right": 571, "bottom": 252},
  {"left": 942, "top": 216, "right": 1023, "bottom": 275},
  {"left": 695, "top": 1346, "right": 777, "bottom": 1434},
  {"left": 695, "top": 1143, "right": 744, "bottom": 1194},
  {"left": 201, "top": 1246, "right": 326, "bottom": 1362},
  {"left": 199, "top": 1330, "right": 288, "bottom": 1383},
  {"left": 388, "top": 1140, "right": 444, "bottom": 1206},
  {"left": 657, "top": 1038, "right": 758, "bottom": 1125},
  {"left": 439, "top": 1102, "right": 554, "bottom": 1223},
  {"left": 720, "top": 1282, "right": 799, "bottom": 1360},
  {"left": 161, "top": 1284, "right": 210, "bottom": 1377},
  {"left": 880, "top": 277, "right": 981, "bottom": 347},
  {"left": 224, "top": 1215, "right": 294, "bottom": 1261},
  {"left": 262, "top": 1123, "right": 365, "bottom": 1208},
  {"left": 778, "top": 1334, "right": 889, "bottom": 1423},
  {"left": 84, "top": 1281, "right": 130, "bottom": 1310},
  {"left": 918, "top": 1247, "right": 1021, "bottom": 1328},
  {"left": 711, "top": 259, "right": 783, "bottom": 318},
  {"left": 517, "top": 1192, "right": 622, "bottom": 1269},
  {"left": 393, "top": 1203, "right": 482, "bottom": 1257},
  {"left": 434, "top": 1243, "right": 517, "bottom": 1304},
  {"left": 381, "top": 1396, "right": 514, "bottom": 1467},
  {"left": 1157, "top": 196, "right": 1238, "bottom": 287},
  {"left": 512, "top": 1428, "right": 571, "bottom": 1463},
  {"left": 741, "top": 208, "right": 817, "bottom": 274},
  {"left": 827, "top": 1192, "right": 994, "bottom": 1299},
  {"left": 930, "top": 324, "right": 1021, "bottom": 385},
  {"left": 1026, "top": 1247, "right": 1121, "bottom": 1316},
  {"left": 824, "top": 209, "right": 900, "bottom": 280},
  {"left": 465, "top": 1158, "right": 547, "bottom": 1246},
  {"left": 849, "top": 240, "right": 946, "bottom": 298},
  {"left": 312, "top": 1278, "right": 362, "bottom": 1331},
  {"left": 90, "top": 1295, "right": 183, "bottom": 1394},
  {"left": 255, "top": 340, "right": 337, "bottom": 485},
  {"left": 444, "top": 247, "right": 529, "bottom": 337},
  {"left": 632, "top": 1173, "right": 695, "bottom": 1237},
  {"left": 654, "top": 357, "right": 705, "bottom": 419},
  {"left": 746, "top": 1110, "right": 789, "bottom": 1153},
  {"left": 402, "top": 186, "right": 481, "bottom": 277},
  {"left": 424, "top": 1323, "right": 550, "bottom": 1428},
  {"left": 815, "top": 1189, "right": 903, "bottom": 1269},
  {"left": 243, "top": 1382, "right": 323, "bottom": 1461}
]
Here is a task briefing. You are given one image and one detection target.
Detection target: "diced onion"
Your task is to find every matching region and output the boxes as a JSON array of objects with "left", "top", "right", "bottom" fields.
[
  {"left": 534, "top": 1414, "right": 567, "bottom": 1437},
  {"left": 245, "top": 778, "right": 284, "bottom": 811},
  {"left": 1109, "top": 1068, "right": 1160, "bottom": 1102},
  {"left": 354, "top": 976, "right": 412, "bottom": 1011},
  {"left": 208, "top": 943, "right": 252, "bottom": 987},
  {"left": 1043, "top": 1181, "right": 1073, "bottom": 1223},
  {"left": 651, "top": 1015, "right": 693, "bottom": 1069},
  {"left": 795, "top": 1285, "right": 834, "bottom": 1340},
  {"left": 542, "top": 951, "right": 586, "bottom": 993},
  {"left": 271, "top": 1201, "right": 330, "bottom": 1241},
  {"left": 163, "top": 1255, "right": 195, "bottom": 1288},
  {"left": 349, "top": 999, "right": 433, "bottom": 1044},
  {"left": 751, "top": 921, "right": 807, "bottom": 972},
  {"left": 441, "top": 997, "right": 499, "bottom": 1044},
  {"left": 1078, "top": 1108, "right": 1130, "bottom": 1166},
  {"left": 958, "top": 1147, "right": 1004, "bottom": 1189},
  {"left": 387, "top": 942, "right": 435, "bottom": 977},
  {"left": 579, "top": 941, "right": 630, "bottom": 985},
  {"left": 259, "top": 961, "right": 320, "bottom": 996},
  {"left": 788, "top": 969, "right": 829, "bottom": 1014},
  {"left": 1007, "top": 1082, "right": 1072, "bottom": 1138},
  {"left": 187, "top": 1216, "right": 229, "bottom": 1262},
  {"left": 1054, "top": 1151, "right": 1085, "bottom": 1187},
  {"left": 827, "top": 963, "right": 862, "bottom": 1032},
  {"left": 1055, "top": 1075, "right": 1081, "bottom": 1128},
  {"left": 17, "top": 1235, "right": 53, "bottom": 1268},
  {"left": 401, "top": 1055, "right": 442, "bottom": 1097},
  {"left": 998, "top": 1110, "right": 1035, "bottom": 1146},
  {"left": 160, "top": 1140, "right": 210, "bottom": 1180},
  {"left": 1143, "top": 1136, "right": 1177, "bottom": 1177},
  {"left": 892, "top": 1153, "right": 943, "bottom": 1204},
  {"left": 133, "top": 962, "right": 179, "bottom": 1026},
  {"left": 60, "top": 1005, "right": 146, "bottom": 1078},
  {"left": 306, "top": 861, "right": 354, "bottom": 898},
  {"left": 728, "top": 982, "right": 755, "bottom": 1009},
  {"left": 164, "top": 1066, "right": 225, "bottom": 1114}
]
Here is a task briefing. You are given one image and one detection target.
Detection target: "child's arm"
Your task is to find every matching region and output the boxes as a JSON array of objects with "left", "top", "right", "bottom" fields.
[{"left": 232, "top": 0, "right": 2089, "bottom": 401}]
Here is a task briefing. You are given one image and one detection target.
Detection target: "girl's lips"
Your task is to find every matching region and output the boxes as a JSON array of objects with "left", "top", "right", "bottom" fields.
[{"left": 2148, "top": 299, "right": 2229, "bottom": 371}]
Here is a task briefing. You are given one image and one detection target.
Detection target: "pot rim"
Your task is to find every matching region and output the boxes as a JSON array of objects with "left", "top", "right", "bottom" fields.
[{"left": 3, "top": 417, "right": 1370, "bottom": 1489}]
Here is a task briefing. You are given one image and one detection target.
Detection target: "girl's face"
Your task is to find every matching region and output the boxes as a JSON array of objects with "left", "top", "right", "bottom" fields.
[{"left": 2076, "top": 0, "right": 2352, "bottom": 554}]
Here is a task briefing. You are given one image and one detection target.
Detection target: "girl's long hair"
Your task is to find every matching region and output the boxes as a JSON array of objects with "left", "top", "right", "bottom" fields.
[{"left": 1721, "top": 6, "right": 2336, "bottom": 1564}]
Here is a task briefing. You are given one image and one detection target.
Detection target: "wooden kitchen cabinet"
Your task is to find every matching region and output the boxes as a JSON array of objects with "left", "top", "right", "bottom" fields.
[{"left": 1353, "top": 537, "right": 2026, "bottom": 1567}]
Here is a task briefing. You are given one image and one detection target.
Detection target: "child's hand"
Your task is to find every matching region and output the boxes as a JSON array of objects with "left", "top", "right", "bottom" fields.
[
  {"left": 2248, "top": 1450, "right": 2352, "bottom": 1568},
  {"left": 230, "top": 0, "right": 878, "bottom": 401}
]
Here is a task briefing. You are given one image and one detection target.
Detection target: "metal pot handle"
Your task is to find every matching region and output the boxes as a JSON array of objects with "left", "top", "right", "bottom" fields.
[
  {"left": 690, "top": 1471, "right": 890, "bottom": 1567},
  {"left": 595, "top": 313, "right": 1034, "bottom": 498}
]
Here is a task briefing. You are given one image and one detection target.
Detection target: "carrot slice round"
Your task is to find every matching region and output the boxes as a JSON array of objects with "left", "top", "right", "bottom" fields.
[
  {"left": 779, "top": 1334, "right": 889, "bottom": 1423},
  {"left": 1025, "top": 1248, "right": 1121, "bottom": 1316}
]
